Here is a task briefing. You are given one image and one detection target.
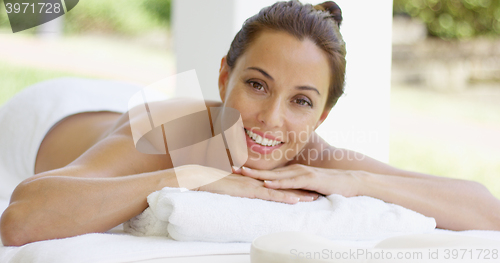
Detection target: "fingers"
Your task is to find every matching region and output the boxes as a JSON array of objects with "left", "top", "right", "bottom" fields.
[
  {"left": 254, "top": 185, "right": 317, "bottom": 204},
  {"left": 230, "top": 165, "right": 322, "bottom": 203},
  {"left": 239, "top": 177, "right": 317, "bottom": 203},
  {"left": 201, "top": 172, "right": 316, "bottom": 204},
  {"left": 254, "top": 187, "right": 319, "bottom": 204},
  {"left": 281, "top": 189, "right": 320, "bottom": 202},
  {"left": 255, "top": 187, "right": 300, "bottom": 204},
  {"left": 263, "top": 175, "right": 315, "bottom": 192},
  {"left": 231, "top": 166, "right": 242, "bottom": 174},
  {"left": 239, "top": 166, "right": 298, "bottom": 180}
]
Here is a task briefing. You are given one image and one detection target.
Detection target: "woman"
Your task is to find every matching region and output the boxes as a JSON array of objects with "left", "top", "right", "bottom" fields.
[{"left": 1, "top": 0, "right": 500, "bottom": 247}]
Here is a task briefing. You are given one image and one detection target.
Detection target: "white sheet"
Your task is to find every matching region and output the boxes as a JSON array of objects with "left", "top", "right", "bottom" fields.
[
  {"left": 2, "top": 226, "right": 500, "bottom": 263},
  {"left": 0, "top": 231, "right": 250, "bottom": 263}
]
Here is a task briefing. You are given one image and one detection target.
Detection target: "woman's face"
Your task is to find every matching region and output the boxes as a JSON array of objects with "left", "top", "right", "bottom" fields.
[{"left": 219, "top": 30, "right": 331, "bottom": 170}]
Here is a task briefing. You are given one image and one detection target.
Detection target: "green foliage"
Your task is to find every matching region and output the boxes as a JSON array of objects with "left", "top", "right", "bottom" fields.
[
  {"left": 63, "top": 0, "right": 166, "bottom": 35},
  {"left": 394, "top": 0, "right": 500, "bottom": 38},
  {"left": 0, "top": 1, "right": 10, "bottom": 28},
  {"left": 143, "top": 0, "right": 171, "bottom": 26},
  {"left": 0, "top": 0, "right": 172, "bottom": 35}
]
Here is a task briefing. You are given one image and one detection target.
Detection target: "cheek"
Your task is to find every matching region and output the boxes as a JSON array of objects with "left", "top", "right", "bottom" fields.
[
  {"left": 225, "top": 86, "right": 256, "bottom": 118},
  {"left": 286, "top": 119, "right": 318, "bottom": 145}
]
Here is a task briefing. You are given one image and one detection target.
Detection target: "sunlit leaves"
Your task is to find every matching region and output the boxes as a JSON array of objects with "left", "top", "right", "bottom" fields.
[{"left": 394, "top": 0, "right": 500, "bottom": 39}]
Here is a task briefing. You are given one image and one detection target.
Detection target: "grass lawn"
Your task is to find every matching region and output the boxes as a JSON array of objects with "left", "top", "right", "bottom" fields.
[
  {"left": 389, "top": 87, "right": 500, "bottom": 198},
  {"left": 390, "top": 132, "right": 500, "bottom": 198}
]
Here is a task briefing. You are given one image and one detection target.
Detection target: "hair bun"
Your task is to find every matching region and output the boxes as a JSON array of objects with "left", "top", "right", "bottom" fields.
[{"left": 314, "top": 1, "right": 343, "bottom": 27}]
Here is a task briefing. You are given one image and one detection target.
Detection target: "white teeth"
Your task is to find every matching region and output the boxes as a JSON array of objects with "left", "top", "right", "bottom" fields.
[{"left": 245, "top": 129, "right": 283, "bottom": 147}]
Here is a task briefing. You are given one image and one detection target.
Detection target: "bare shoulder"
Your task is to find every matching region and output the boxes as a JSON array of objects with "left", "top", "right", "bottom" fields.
[{"left": 291, "top": 131, "right": 437, "bottom": 179}]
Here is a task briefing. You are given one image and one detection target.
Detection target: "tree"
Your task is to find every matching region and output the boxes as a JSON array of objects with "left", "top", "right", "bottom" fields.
[{"left": 394, "top": 0, "right": 500, "bottom": 38}]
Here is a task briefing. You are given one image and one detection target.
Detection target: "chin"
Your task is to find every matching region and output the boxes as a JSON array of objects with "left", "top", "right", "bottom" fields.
[{"left": 243, "top": 157, "right": 285, "bottom": 170}]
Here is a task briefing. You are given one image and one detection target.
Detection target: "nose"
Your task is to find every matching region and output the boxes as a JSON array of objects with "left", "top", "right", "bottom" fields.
[{"left": 257, "top": 96, "right": 284, "bottom": 128}]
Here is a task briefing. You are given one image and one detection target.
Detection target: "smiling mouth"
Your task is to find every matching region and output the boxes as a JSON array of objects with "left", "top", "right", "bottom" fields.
[{"left": 244, "top": 128, "right": 284, "bottom": 147}]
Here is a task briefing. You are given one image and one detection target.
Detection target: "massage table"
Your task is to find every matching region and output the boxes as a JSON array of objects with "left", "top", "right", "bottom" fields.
[
  {"left": 2, "top": 172, "right": 500, "bottom": 263},
  {"left": 1, "top": 79, "right": 499, "bottom": 263}
]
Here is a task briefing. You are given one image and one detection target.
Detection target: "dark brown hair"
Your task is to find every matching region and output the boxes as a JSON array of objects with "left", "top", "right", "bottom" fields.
[{"left": 226, "top": 0, "right": 346, "bottom": 110}]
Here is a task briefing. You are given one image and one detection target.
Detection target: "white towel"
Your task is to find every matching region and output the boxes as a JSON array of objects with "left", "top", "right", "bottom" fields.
[
  {"left": 124, "top": 187, "right": 436, "bottom": 242},
  {"left": 0, "top": 77, "right": 142, "bottom": 183}
]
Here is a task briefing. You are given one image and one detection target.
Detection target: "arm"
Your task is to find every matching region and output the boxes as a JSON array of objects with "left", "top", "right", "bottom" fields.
[
  {"left": 241, "top": 132, "right": 500, "bottom": 231},
  {"left": 0, "top": 126, "right": 180, "bottom": 246},
  {"left": 1, "top": 168, "right": 178, "bottom": 246},
  {"left": 0, "top": 118, "right": 316, "bottom": 246},
  {"left": 358, "top": 168, "right": 500, "bottom": 231}
]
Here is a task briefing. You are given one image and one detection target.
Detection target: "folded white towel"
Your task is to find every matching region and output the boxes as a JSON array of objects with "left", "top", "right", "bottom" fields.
[{"left": 124, "top": 187, "right": 436, "bottom": 242}]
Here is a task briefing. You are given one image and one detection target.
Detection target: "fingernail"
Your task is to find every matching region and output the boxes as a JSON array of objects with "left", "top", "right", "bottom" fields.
[
  {"left": 232, "top": 166, "right": 241, "bottom": 171},
  {"left": 242, "top": 166, "right": 251, "bottom": 170},
  {"left": 264, "top": 180, "right": 273, "bottom": 184}
]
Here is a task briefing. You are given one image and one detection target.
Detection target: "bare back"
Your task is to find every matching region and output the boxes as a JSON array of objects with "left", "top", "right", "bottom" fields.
[{"left": 34, "top": 100, "right": 225, "bottom": 178}]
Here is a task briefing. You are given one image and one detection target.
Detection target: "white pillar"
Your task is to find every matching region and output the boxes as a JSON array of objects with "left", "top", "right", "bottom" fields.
[
  {"left": 312, "top": 0, "right": 393, "bottom": 162},
  {"left": 36, "top": 15, "right": 64, "bottom": 39},
  {"left": 172, "top": 0, "right": 277, "bottom": 100},
  {"left": 173, "top": 0, "right": 393, "bottom": 162}
]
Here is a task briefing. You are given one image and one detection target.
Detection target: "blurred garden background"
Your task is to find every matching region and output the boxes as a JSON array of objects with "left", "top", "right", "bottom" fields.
[
  {"left": 391, "top": 0, "right": 500, "bottom": 198},
  {"left": 0, "top": 0, "right": 499, "bottom": 197}
]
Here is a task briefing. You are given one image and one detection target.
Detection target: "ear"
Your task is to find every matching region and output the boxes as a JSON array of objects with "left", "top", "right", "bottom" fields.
[
  {"left": 218, "top": 56, "right": 230, "bottom": 103},
  {"left": 314, "top": 109, "right": 330, "bottom": 130}
]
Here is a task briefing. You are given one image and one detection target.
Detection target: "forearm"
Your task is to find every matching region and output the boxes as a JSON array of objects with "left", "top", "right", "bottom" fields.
[
  {"left": 1, "top": 170, "right": 178, "bottom": 246},
  {"left": 359, "top": 172, "right": 500, "bottom": 231}
]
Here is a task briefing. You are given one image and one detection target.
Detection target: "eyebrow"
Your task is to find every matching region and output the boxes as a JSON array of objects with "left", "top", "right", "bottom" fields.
[
  {"left": 247, "top": 67, "right": 274, "bottom": 81},
  {"left": 296, "top": 85, "right": 320, "bottom": 95},
  {"left": 246, "top": 67, "right": 321, "bottom": 96}
]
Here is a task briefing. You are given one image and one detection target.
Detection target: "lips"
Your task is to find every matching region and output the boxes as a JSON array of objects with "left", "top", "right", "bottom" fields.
[
  {"left": 244, "top": 128, "right": 284, "bottom": 155},
  {"left": 245, "top": 128, "right": 283, "bottom": 146}
]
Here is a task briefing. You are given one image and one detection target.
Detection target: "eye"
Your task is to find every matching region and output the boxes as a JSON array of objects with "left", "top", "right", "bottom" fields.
[
  {"left": 247, "top": 80, "right": 265, "bottom": 92},
  {"left": 293, "top": 97, "right": 313, "bottom": 107}
]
